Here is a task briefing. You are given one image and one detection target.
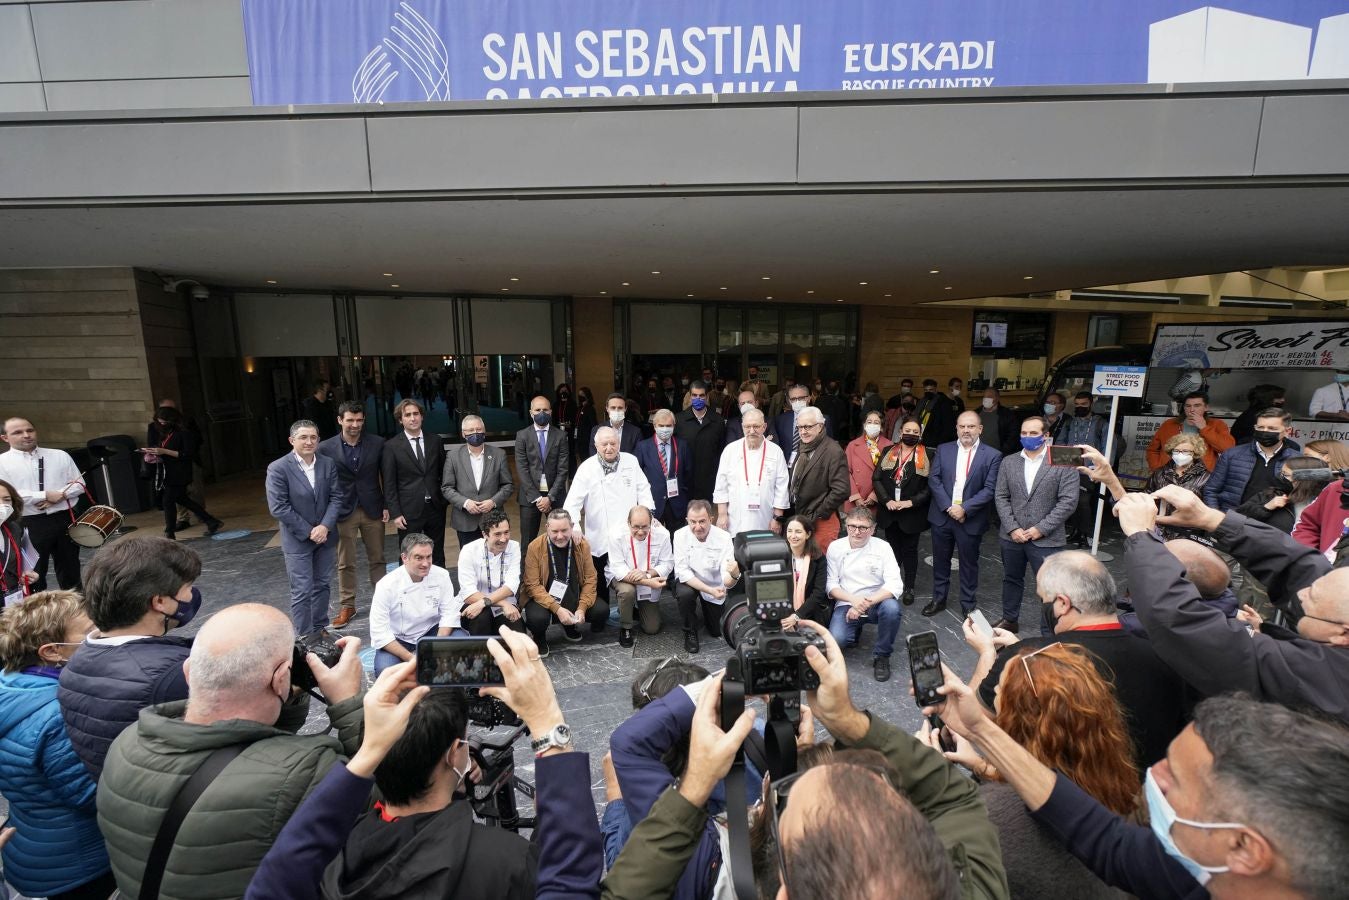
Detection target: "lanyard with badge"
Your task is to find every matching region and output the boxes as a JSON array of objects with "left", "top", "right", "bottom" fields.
[
  {"left": 743, "top": 443, "right": 767, "bottom": 511},
  {"left": 631, "top": 535, "right": 654, "bottom": 600},
  {"left": 952, "top": 445, "right": 975, "bottom": 505},
  {"left": 0, "top": 524, "right": 26, "bottom": 607},
  {"left": 548, "top": 542, "right": 572, "bottom": 600},
  {"left": 656, "top": 437, "right": 680, "bottom": 498},
  {"left": 892, "top": 446, "right": 916, "bottom": 501}
]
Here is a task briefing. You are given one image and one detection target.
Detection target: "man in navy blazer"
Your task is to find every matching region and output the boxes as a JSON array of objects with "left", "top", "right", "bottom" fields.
[
  {"left": 771, "top": 383, "right": 834, "bottom": 458},
  {"left": 635, "top": 409, "right": 693, "bottom": 531},
  {"left": 267, "top": 419, "right": 342, "bottom": 635},
  {"left": 317, "top": 401, "right": 387, "bottom": 628},
  {"left": 922, "top": 411, "right": 1003, "bottom": 618}
]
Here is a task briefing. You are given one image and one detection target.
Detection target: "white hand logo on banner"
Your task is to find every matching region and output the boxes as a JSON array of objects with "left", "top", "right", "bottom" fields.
[{"left": 353, "top": 2, "right": 451, "bottom": 103}]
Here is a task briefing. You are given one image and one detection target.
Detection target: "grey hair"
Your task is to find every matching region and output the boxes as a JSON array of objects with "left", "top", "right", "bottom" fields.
[
  {"left": 797, "top": 406, "right": 824, "bottom": 426},
  {"left": 593, "top": 425, "right": 617, "bottom": 447},
  {"left": 460, "top": 414, "right": 485, "bottom": 430},
  {"left": 742, "top": 409, "right": 766, "bottom": 426},
  {"left": 1193, "top": 695, "right": 1349, "bottom": 896},
  {"left": 843, "top": 506, "right": 875, "bottom": 526},
  {"left": 1036, "top": 551, "right": 1117, "bottom": 616},
  {"left": 400, "top": 532, "right": 434, "bottom": 556},
  {"left": 546, "top": 509, "right": 573, "bottom": 524},
  {"left": 188, "top": 619, "right": 294, "bottom": 705},
  {"left": 652, "top": 408, "right": 675, "bottom": 425},
  {"left": 289, "top": 419, "right": 318, "bottom": 439}
]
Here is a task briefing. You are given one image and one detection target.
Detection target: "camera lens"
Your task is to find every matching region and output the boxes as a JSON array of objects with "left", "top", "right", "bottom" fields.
[{"left": 720, "top": 598, "right": 755, "bottom": 651}]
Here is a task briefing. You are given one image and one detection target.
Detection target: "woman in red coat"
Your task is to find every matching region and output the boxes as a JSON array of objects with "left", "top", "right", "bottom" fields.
[{"left": 844, "top": 410, "right": 892, "bottom": 515}]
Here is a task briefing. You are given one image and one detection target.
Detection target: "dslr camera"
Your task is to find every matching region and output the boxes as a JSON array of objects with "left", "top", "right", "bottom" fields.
[
  {"left": 292, "top": 628, "right": 343, "bottom": 693},
  {"left": 719, "top": 531, "right": 827, "bottom": 695}
]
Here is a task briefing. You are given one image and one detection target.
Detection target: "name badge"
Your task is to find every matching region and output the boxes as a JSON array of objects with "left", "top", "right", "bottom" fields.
[
  {"left": 636, "top": 586, "right": 654, "bottom": 602},
  {"left": 747, "top": 501, "right": 761, "bottom": 511},
  {"left": 952, "top": 486, "right": 964, "bottom": 504},
  {"left": 3, "top": 590, "right": 22, "bottom": 609},
  {"left": 540, "top": 476, "right": 549, "bottom": 492},
  {"left": 894, "top": 487, "right": 904, "bottom": 502},
  {"left": 548, "top": 580, "right": 568, "bottom": 599},
  {"left": 665, "top": 477, "right": 679, "bottom": 497}
]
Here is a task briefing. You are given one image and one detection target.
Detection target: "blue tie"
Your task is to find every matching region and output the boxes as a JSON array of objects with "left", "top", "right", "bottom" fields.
[{"left": 537, "top": 428, "right": 547, "bottom": 459}]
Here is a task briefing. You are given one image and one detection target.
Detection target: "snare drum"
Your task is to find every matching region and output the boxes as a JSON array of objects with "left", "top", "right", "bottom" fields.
[{"left": 68, "top": 505, "right": 123, "bottom": 548}]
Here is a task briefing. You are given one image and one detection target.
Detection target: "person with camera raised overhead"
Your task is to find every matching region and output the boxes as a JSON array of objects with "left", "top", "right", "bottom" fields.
[
  {"left": 606, "top": 505, "right": 674, "bottom": 648},
  {"left": 368, "top": 532, "right": 463, "bottom": 676},
  {"left": 671, "top": 500, "right": 742, "bottom": 653},
  {"left": 825, "top": 506, "right": 904, "bottom": 682},
  {"left": 521, "top": 508, "right": 609, "bottom": 657},
  {"left": 455, "top": 509, "right": 524, "bottom": 637},
  {"left": 97, "top": 602, "right": 367, "bottom": 900}
]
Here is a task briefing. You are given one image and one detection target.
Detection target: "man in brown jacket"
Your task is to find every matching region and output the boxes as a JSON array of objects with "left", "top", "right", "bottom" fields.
[
  {"left": 521, "top": 508, "right": 608, "bottom": 656},
  {"left": 788, "top": 406, "right": 851, "bottom": 551}
]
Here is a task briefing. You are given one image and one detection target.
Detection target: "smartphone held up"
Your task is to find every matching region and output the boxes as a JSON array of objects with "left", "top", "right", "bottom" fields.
[{"left": 415, "top": 636, "right": 505, "bottom": 688}]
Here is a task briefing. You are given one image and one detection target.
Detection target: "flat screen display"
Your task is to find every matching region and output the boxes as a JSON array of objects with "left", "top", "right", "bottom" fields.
[{"left": 973, "top": 321, "right": 1008, "bottom": 349}]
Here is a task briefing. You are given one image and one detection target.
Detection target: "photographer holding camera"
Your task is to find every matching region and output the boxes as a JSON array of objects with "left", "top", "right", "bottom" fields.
[{"left": 602, "top": 619, "right": 1007, "bottom": 899}]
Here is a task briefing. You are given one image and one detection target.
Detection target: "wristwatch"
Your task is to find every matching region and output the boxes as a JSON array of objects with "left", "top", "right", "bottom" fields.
[{"left": 530, "top": 722, "right": 572, "bottom": 755}]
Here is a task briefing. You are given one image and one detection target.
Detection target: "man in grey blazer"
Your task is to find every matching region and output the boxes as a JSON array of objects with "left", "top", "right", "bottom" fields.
[
  {"left": 266, "top": 419, "right": 342, "bottom": 635},
  {"left": 441, "top": 414, "right": 515, "bottom": 550},
  {"left": 993, "top": 414, "right": 1079, "bottom": 634},
  {"left": 515, "top": 394, "right": 569, "bottom": 543}
]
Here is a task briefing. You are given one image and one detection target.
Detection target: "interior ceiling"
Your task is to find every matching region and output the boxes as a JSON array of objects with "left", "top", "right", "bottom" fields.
[{"left": 1, "top": 184, "right": 1347, "bottom": 304}]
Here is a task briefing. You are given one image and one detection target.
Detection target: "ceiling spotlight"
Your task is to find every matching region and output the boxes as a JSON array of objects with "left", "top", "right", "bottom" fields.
[
  {"left": 390, "top": 284, "right": 400, "bottom": 288},
  {"left": 858, "top": 281, "right": 868, "bottom": 286},
  {"left": 944, "top": 286, "right": 952, "bottom": 290},
  {"left": 266, "top": 279, "right": 277, "bottom": 284},
  {"left": 383, "top": 272, "right": 394, "bottom": 277},
  {"left": 884, "top": 293, "right": 892, "bottom": 298},
  {"left": 929, "top": 269, "right": 940, "bottom": 275},
  {"left": 766, "top": 295, "right": 774, "bottom": 300},
  {"left": 719, "top": 287, "right": 727, "bottom": 291},
  {"left": 806, "top": 290, "right": 814, "bottom": 294},
  {"left": 652, "top": 271, "right": 661, "bottom": 275},
  {"left": 600, "top": 291, "right": 607, "bottom": 295},
  {"left": 761, "top": 276, "right": 771, "bottom": 281},
  {"left": 686, "top": 294, "right": 694, "bottom": 298},
  {"left": 621, "top": 282, "right": 630, "bottom": 286},
  {"left": 509, "top": 276, "right": 519, "bottom": 282},
  {"left": 500, "top": 288, "right": 509, "bottom": 292},
  {"left": 836, "top": 298, "right": 844, "bottom": 302},
  {"left": 1023, "top": 275, "right": 1034, "bottom": 280}
]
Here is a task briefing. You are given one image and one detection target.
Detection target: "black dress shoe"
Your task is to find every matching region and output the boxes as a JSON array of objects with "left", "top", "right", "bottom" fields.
[
  {"left": 619, "top": 628, "right": 634, "bottom": 648},
  {"left": 175, "top": 519, "right": 191, "bottom": 532},
  {"left": 873, "top": 657, "right": 891, "bottom": 682},
  {"left": 921, "top": 599, "right": 948, "bottom": 617},
  {"left": 684, "top": 630, "right": 699, "bottom": 654},
  {"left": 206, "top": 520, "right": 224, "bottom": 536},
  {"left": 901, "top": 589, "right": 916, "bottom": 607},
  {"left": 563, "top": 625, "right": 582, "bottom": 642},
  {"left": 993, "top": 618, "right": 1020, "bottom": 634}
]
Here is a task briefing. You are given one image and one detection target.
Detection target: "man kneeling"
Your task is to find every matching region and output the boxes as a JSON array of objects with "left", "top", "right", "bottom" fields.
[
  {"left": 521, "top": 509, "right": 610, "bottom": 657},
  {"left": 606, "top": 506, "right": 673, "bottom": 648}
]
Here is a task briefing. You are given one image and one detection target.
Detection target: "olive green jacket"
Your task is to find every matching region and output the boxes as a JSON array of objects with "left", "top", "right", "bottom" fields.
[
  {"left": 602, "top": 711, "right": 1009, "bottom": 900},
  {"left": 97, "top": 692, "right": 364, "bottom": 900}
]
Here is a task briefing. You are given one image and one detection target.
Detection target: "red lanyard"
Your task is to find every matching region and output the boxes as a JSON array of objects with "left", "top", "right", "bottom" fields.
[
  {"left": 630, "top": 536, "right": 651, "bottom": 572},
  {"left": 655, "top": 437, "right": 679, "bottom": 476},
  {"left": 1, "top": 524, "right": 26, "bottom": 598},
  {"left": 893, "top": 446, "right": 916, "bottom": 482},
  {"left": 743, "top": 443, "right": 767, "bottom": 485}
]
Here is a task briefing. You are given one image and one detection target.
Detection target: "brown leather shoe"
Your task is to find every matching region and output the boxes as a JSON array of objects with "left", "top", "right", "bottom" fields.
[{"left": 331, "top": 607, "right": 356, "bottom": 629}]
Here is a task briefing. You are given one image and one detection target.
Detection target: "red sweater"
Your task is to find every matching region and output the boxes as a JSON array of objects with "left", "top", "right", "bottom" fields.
[{"left": 1292, "top": 480, "right": 1347, "bottom": 556}]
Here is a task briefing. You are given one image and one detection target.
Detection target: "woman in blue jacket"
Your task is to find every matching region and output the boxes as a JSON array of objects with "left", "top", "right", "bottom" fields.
[{"left": 0, "top": 590, "right": 112, "bottom": 900}]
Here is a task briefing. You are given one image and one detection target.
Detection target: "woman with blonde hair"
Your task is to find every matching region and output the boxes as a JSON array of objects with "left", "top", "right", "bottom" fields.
[
  {"left": 0, "top": 590, "right": 112, "bottom": 900},
  {"left": 925, "top": 642, "right": 1137, "bottom": 899},
  {"left": 1146, "top": 432, "right": 1211, "bottom": 543}
]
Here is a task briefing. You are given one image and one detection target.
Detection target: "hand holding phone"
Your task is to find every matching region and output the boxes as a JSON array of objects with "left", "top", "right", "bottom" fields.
[
  {"left": 1049, "top": 445, "right": 1084, "bottom": 468},
  {"left": 907, "top": 631, "right": 943, "bottom": 707},
  {"left": 967, "top": 610, "right": 994, "bottom": 640},
  {"left": 415, "top": 637, "right": 506, "bottom": 688}
]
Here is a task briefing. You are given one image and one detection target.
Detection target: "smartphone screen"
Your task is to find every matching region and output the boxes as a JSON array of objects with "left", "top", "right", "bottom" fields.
[
  {"left": 906, "top": 630, "right": 943, "bottom": 707},
  {"left": 1049, "top": 445, "right": 1084, "bottom": 467},
  {"left": 968, "top": 609, "right": 994, "bottom": 639},
  {"left": 415, "top": 637, "right": 505, "bottom": 688}
]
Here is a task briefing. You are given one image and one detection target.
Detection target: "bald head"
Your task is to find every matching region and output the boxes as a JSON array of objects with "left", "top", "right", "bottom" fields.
[
  {"left": 186, "top": 603, "right": 295, "bottom": 723},
  {"left": 1164, "top": 539, "right": 1230, "bottom": 600}
]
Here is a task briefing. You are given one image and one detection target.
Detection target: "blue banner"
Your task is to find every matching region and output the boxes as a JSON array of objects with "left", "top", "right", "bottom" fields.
[{"left": 241, "top": 1, "right": 1349, "bottom": 106}]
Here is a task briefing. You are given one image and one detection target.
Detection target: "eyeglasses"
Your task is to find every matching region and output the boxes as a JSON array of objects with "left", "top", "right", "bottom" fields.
[
  {"left": 1019, "top": 642, "right": 1062, "bottom": 698},
  {"left": 796, "top": 423, "right": 822, "bottom": 432},
  {"left": 637, "top": 657, "right": 681, "bottom": 704},
  {"left": 844, "top": 523, "right": 874, "bottom": 532}
]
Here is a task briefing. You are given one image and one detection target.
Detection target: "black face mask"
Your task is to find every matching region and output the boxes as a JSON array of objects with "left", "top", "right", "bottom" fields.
[
  {"left": 1041, "top": 599, "right": 1062, "bottom": 634},
  {"left": 900, "top": 434, "right": 921, "bottom": 447},
  {"left": 1074, "top": 407, "right": 1090, "bottom": 418},
  {"left": 1272, "top": 476, "right": 1295, "bottom": 495},
  {"left": 1253, "top": 430, "right": 1281, "bottom": 447}
]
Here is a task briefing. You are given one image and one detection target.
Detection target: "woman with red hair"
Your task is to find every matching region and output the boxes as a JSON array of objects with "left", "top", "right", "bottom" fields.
[{"left": 924, "top": 642, "right": 1138, "bottom": 899}]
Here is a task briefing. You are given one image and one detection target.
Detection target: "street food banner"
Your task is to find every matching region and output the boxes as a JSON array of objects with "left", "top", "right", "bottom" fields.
[
  {"left": 1118, "top": 414, "right": 1349, "bottom": 485},
  {"left": 240, "top": 1, "right": 1349, "bottom": 105},
  {"left": 1151, "top": 321, "right": 1349, "bottom": 370}
]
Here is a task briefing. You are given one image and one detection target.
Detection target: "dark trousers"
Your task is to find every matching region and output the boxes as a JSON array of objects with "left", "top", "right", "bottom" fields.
[
  {"left": 51, "top": 870, "right": 117, "bottom": 900},
  {"left": 675, "top": 582, "right": 727, "bottom": 638},
  {"left": 999, "top": 539, "right": 1060, "bottom": 626},
  {"left": 593, "top": 554, "right": 610, "bottom": 604},
  {"left": 519, "top": 503, "right": 545, "bottom": 544},
  {"left": 524, "top": 598, "right": 610, "bottom": 643},
  {"left": 930, "top": 519, "right": 983, "bottom": 612},
  {"left": 162, "top": 482, "right": 217, "bottom": 536},
  {"left": 1070, "top": 484, "right": 1101, "bottom": 542},
  {"left": 464, "top": 607, "right": 527, "bottom": 636},
  {"left": 285, "top": 539, "right": 337, "bottom": 635},
  {"left": 400, "top": 506, "right": 446, "bottom": 567},
  {"left": 657, "top": 503, "right": 684, "bottom": 533},
  {"left": 24, "top": 511, "right": 82, "bottom": 593},
  {"left": 456, "top": 529, "right": 481, "bottom": 550},
  {"left": 883, "top": 524, "right": 922, "bottom": 594}
]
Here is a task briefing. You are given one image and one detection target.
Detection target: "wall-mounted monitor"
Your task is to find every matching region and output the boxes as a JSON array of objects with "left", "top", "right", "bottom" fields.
[{"left": 973, "top": 320, "right": 1008, "bottom": 349}]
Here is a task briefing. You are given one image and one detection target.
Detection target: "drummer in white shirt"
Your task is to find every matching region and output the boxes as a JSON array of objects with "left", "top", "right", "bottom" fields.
[
  {"left": 0, "top": 417, "right": 85, "bottom": 592},
  {"left": 455, "top": 509, "right": 524, "bottom": 636},
  {"left": 672, "top": 499, "right": 743, "bottom": 653},
  {"left": 826, "top": 506, "right": 904, "bottom": 683},
  {"left": 564, "top": 427, "right": 655, "bottom": 606},
  {"left": 605, "top": 505, "right": 674, "bottom": 647},
  {"left": 713, "top": 409, "right": 789, "bottom": 536},
  {"left": 368, "top": 532, "right": 464, "bottom": 675}
]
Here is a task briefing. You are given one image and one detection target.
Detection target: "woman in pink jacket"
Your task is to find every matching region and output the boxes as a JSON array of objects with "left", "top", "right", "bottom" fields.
[{"left": 844, "top": 410, "right": 892, "bottom": 515}]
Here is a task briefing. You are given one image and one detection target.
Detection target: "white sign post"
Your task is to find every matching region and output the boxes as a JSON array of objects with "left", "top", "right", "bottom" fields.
[{"left": 1088, "top": 366, "right": 1148, "bottom": 559}]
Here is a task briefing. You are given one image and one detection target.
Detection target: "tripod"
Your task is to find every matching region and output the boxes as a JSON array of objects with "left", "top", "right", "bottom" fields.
[{"left": 469, "top": 723, "right": 536, "bottom": 832}]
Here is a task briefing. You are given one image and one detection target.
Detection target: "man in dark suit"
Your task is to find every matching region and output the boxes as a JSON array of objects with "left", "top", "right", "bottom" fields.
[
  {"left": 584, "top": 392, "right": 641, "bottom": 458},
  {"left": 635, "top": 408, "right": 693, "bottom": 531},
  {"left": 815, "top": 380, "right": 852, "bottom": 442},
  {"left": 381, "top": 399, "right": 447, "bottom": 567},
  {"left": 317, "top": 401, "right": 387, "bottom": 628},
  {"left": 674, "top": 381, "right": 726, "bottom": 502},
  {"left": 298, "top": 379, "right": 338, "bottom": 440},
  {"left": 441, "top": 414, "right": 514, "bottom": 550},
  {"left": 772, "top": 383, "right": 834, "bottom": 459},
  {"left": 515, "top": 393, "right": 569, "bottom": 543},
  {"left": 266, "top": 419, "right": 341, "bottom": 635},
  {"left": 992, "top": 415, "right": 1079, "bottom": 633},
  {"left": 923, "top": 411, "right": 1003, "bottom": 618},
  {"left": 914, "top": 378, "right": 958, "bottom": 448}
]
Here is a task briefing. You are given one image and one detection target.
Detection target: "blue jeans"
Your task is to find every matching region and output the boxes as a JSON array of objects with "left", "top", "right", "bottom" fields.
[
  {"left": 999, "top": 539, "right": 1061, "bottom": 626},
  {"left": 828, "top": 599, "right": 902, "bottom": 658},
  {"left": 601, "top": 800, "right": 634, "bottom": 871}
]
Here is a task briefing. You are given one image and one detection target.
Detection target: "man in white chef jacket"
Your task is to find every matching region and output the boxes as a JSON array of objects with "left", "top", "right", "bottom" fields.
[
  {"left": 563, "top": 426, "right": 655, "bottom": 607},
  {"left": 672, "top": 499, "right": 742, "bottom": 653},
  {"left": 604, "top": 505, "right": 674, "bottom": 648},
  {"left": 713, "top": 409, "right": 788, "bottom": 537}
]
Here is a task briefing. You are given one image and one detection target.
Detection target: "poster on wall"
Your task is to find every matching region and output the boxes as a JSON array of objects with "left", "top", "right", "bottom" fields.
[
  {"left": 1117, "top": 415, "right": 1349, "bottom": 486},
  {"left": 1151, "top": 321, "right": 1349, "bottom": 370},
  {"left": 240, "top": 1, "right": 1349, "bottom": 105}
]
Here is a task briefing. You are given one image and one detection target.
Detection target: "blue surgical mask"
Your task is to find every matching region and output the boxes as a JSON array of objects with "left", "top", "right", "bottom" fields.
[
  {"left": 1335, "top": 373, "right": 1349, "bottom": 384},
  {"left": 691, "top": 397, "right": 707, "bottom": 412},
  {"left": 1043, "top": 403, "right": 1058, "bottom": 416},
  {"left": 1020, "top": 435, "right": 1046, "bottom": 452},
  {"left": 166, "top": 586, "right": 201, "bottom": 630},
  {"left": 1144, "top": 769, "right": 1243, "bottom": 886},
  {"left": 465, "top": 433, "right": 487, "bottom": 447}
]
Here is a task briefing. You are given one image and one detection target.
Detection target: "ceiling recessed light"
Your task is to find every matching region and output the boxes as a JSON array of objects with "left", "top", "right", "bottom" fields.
[
  {"left": 686, "top": 293, "right": 694, "bottom": 298},
  {"left": 509, "top": 276, "right": 519, "bottom": 282},
  {"left": 390, "top": 284, "right": 400, "bottom": 288},
  {"left": 382, "top": 272, "right": 393, "bottom": 277},
  {"left": 944, "top": 286, "right": 952, "bottom": 290},
  {"left": 836, "top": 298, "right": 844, "bottom": 303},
  {"left": 929, "top": 269, "right": 940, "bottom": 275},
  {"left": 500, "top": 288, "right": 509, "bottom": 292},
  {"left": 1023, "top": 275, "right": 1034, "bottom": 280},
  {"left": 266, "top": 279, "right": 277, "bottom": 284},
  {"left": 761, "top": 276, "right": 771, "bottom": 281},
  {"left": 599, "top": 291, "right": 607, "bottom": 295},
  {"left": 719, "top": 286, "right": 727, "bottom": 291},
  {"left": 884, "top": 293, "right": 892, "bottom": 298},
  {"left": 766, "top": 295, "right": 774, "bottom": 300},
  {"left": 652, "top": 271, "right": 661, "bottom": 275},
  {"left": 806, "top": 290, "right": 814, "bottom": 294},
  {"left": 621, "top": 282, "right": 630, "bottom": 286},
  {"left": 859, "top": 281, "right": 868, "bottom": 286}
]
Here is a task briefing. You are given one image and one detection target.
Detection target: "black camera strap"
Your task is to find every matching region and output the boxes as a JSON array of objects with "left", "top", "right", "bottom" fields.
[
  {"left": 141, "top": 744, "right": 245, "bottom": 900},
  {"left": 720, "top": 662, "right": 759, "bottom": 900}
]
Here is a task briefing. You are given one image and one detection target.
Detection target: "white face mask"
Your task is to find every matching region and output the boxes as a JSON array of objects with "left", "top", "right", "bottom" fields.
[
  {"left": 740, "top": 402, "right": 756, "bottom": 416},
  {"left": 1171, "top": 451, "right": 1194, "bottom": 468},
  {"left": 863, "top": 423, "right": 881, "bottom": 438},
  {"left": 655, "top": 426, "right": 674, "bottom": 440},
  {"left": 609, "top": 410, "right": 625, "bottom": 425},
  {"left": 790, "top": 399, "right": 807, "bottom": 414},
  {"left": 0, "top": 504, "right": 11, "bottom": 522},
  {"left": 981, "top": 397, "right": 995, "bottom": 410},
  {"left": 951, "top": 387, "right": 961, "bottom": 397}
]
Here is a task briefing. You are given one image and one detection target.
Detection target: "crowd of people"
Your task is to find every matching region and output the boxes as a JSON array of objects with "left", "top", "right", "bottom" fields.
[{"left": 0, "top": 361, "right": 1346, "bottom": 899}]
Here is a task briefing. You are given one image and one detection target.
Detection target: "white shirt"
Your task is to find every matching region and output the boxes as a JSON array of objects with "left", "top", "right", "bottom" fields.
[
  {"left": 455, "top": 538, "right": 522, "bottom": 615},
  {"left": 672, "top": 524, "right": 738, "bottom": 603},
  {"left": 826, "top": 536, "right": 903, "bottom": 607},
  {"left": 294, "top": 452, "right": 317, "bottom": 489},
  {"left": 0, "top": 447, "right": 84, "bottom": 516},
  {"left": 604, "top": 525, "right": 674, "bottom": 593},
  {"left": 369, "top": 564, "right": 460, "bottom": 648},
  {"left": 563, "top": 453, "right": 655, "bottom": 552},
  {"left": 951, "top": 440, "right": 979, "bottom": 504},
  {"left": 1021, "top": 448, "right": 1047, "bottom": 494},
  {"left": 1309, "top": 381, "right": 1349, "bottom": 416},
  {"left": 468, "top": 447, "right": 486, "bottom": 493},
  {"left": 712, "top": 439, "right": 790, "bottom": 535}
]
